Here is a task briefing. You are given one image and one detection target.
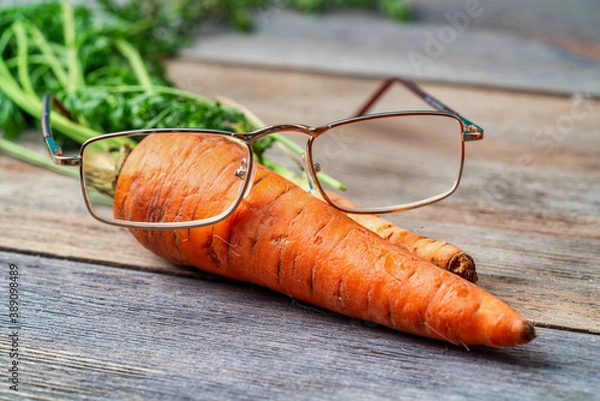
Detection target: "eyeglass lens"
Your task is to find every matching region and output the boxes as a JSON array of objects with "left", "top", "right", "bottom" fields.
[
  {"left": 81, "top": 132, "right": 251, "bottom": 225},
  {"left": 309, "top": 114, "right": 464, "bottom": 211}
]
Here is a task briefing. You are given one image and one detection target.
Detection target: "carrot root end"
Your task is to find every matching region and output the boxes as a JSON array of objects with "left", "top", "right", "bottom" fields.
[
  {"left": 522, "top": 320, "right": 538, "bottom": 343},
  {"left": 447, "top": 252, "right": 478, "bottom": 283}
]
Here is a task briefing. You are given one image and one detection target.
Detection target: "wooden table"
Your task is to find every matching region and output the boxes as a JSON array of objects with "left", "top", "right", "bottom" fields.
[{"left": 1, "top": 61, "right": 598, "bottom": 399}]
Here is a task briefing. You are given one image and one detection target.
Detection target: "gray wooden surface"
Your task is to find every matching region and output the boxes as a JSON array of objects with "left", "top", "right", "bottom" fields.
[
  {"left": 182, "top": 6, "right": 600, "bottom": 96},
  {"left": 0, "top": 250, "right": 599, "bottom": 401},
  {"left": 0, "top": 60, "right": 599, "bottom": 399}
]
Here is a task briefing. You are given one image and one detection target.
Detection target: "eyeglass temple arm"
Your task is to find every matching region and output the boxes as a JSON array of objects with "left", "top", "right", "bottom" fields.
[
  {"left": 354, "top": 77, "right": 484, "bottom": 140},
  {"left": 354, "top": 77, "right": 451, "bottom": 115},
  {"left": 41, "top": 94, "right": 81, "bottom": 166}
]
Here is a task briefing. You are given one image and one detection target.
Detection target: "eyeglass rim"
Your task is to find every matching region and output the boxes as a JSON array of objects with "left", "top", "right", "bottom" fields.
[
  {"left": 78, "top": 130, "right": 256, "bottom": 230},
  {"left": 307, "top": 112, "right": 468, "bottom": 215}
]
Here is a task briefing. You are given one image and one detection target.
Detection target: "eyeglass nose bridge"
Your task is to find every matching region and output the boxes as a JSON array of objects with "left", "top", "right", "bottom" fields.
[
  {"left": 242, "top": 123, "right": 318, "bottom": 141},
  {"left": 239, "top": 123, "right": 323, "bottom": 196}
]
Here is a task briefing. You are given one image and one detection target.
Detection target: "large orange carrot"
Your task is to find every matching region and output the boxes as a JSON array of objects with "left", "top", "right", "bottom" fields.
[
  {"left": 114, "top": 134, "right": 535, "bottom": 347},
  {"left": 326, "top": 193, "right": 478, "bottom": 283}
]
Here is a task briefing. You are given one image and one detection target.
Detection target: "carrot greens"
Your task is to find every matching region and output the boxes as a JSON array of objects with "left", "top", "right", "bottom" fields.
[{"left": 0, "top": 0, "right": 410, "bottom": 186}]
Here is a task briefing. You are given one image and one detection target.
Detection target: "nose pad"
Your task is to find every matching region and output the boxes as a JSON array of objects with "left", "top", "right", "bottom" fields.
[
  {"left": 238, "top": 158, "right": 256, "bottom": 199},
  {"left": 301, "top": 153, "right": 318, "bottom": 192},
  {"left": 235, "top": 159, "right": 248, "bottom": 180}
]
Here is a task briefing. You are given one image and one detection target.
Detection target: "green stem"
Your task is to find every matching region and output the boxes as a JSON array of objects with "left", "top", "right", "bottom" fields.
[
  {"left": 6, "top": 55, "right": 53, "bottom": 69},
  {"left": 0, "top": 23, "right": 12, "bottom": 54},
  {"left": 115, "top": 39, "right": 154, "bottom": 93},
  {"left": 0, "top": 59, "right": 40, "bottom": 117},
  {"left": 0, "top": 137, "right": 79, "bottom": 179},
  {"left": 0, "top": 64, "right": 99, "bottom": 145},
  {"left": 26, "top": 22, "right": 69, "bottom": 89},
  {"left": 315, "top": 170, "right": 346, "bottom": 191},
  {"left": 261, "top": 157, "right": 307, "bottom": 189},
  {"left": 3, "top": 31, "right": 109, "bottom": 141},
  {"left": 271, "top": 133, "right": 304, "bottom": 155},
  {"left": 81, "top": 84, "right": 212, "bottom": 104},
  {"left": 13, "top": 22, "right": 35, "bottom": 97},
  {"left": 54, "top": 114, "right": 100, "bottom": 142},
  {"left": 261, "top": 155, "right": 345, "bottom": 191},
  {"left": 269, "top": 133, "right": 345, "bottom": 190},
  {"left": 61, "top": 0, "right": 84, "bottom": 92},
  {"left": 29, "top": 63, "right": 51, "bottom": 87}
]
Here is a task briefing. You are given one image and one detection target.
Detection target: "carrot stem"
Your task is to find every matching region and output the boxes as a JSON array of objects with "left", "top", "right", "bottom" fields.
[
  {"left": 115, "top": 39, "right": 154, "bottom": 93},
  {"left": 260, "top": 156, "right": 307, "bottom": 188},
  {"left": 13, "top": 22, "right": 35, "bottom": 97},
  {"left": 25, "top": 23, "right": 69, "bottom": 88},
  {"left": 61, "top": 0, "right": 84, "bottom": 92},
  {"left": 0, "top": 138, "right": 78, "bottom": 179}
]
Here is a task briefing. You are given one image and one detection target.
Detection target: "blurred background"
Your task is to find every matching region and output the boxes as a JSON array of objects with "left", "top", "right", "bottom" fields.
[
  {"left": 2, "top": 0, "right": 598, "bottom": 96},
  {"left": 177, "top": 0, "right": 600, "bottom": 96}
]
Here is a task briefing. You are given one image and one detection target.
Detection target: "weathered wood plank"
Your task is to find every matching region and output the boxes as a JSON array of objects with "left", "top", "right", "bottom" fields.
[
  {"left": 181, "top": 8, "right": 600, "bottom": 96},
  {"left": 1, "top": 62, "right": 599, "bottom": 334},
  {"left": 0, "top": 251, "right": 598, "bottom": 400},
  {"left": 0, "top": 152, "right": 185, "bottom": 276},
  {"left": 410, "top": 0, "right": 600, "bottom": 45}
]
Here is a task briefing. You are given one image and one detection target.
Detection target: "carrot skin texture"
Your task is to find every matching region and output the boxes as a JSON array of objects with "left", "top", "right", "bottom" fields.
[
  {"left": 115, "top": 135, "right": 535, "bottom": 347},
  {"left": 347, "top": 213, "right": 478, "bottom": 283},
  {"left": 327, "top": 193, "right": 478, "bottom": 283},
  {"left": 216, "top": 96, "right": 478, "bottom": 281}
]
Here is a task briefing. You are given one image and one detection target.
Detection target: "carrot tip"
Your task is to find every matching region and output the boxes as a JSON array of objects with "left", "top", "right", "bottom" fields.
[
  {"left": 522, "top": 320, "right": 538, "bottom": 343},
  {"left": 493, "top": 320, "right": 537, "bottom": 347}
]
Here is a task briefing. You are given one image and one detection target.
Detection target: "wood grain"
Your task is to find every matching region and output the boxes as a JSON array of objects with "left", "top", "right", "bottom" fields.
[
  {"left": 1, "top": 61, "right": 599, "bottom": 400},
  {"left": 0, "top": 251, "right": 599, "bottom": 400},
  {"left": 1, "top": 61, "right": 599, "bottom": 336}
]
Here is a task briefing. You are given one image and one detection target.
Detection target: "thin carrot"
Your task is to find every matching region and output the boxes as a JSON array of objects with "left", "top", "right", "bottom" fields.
[
  {"left": 113, "top": 134, "right": 535, "bottom": 347},
  {"left": 325, "top": 193, "right": 478, "bottom": 283}
]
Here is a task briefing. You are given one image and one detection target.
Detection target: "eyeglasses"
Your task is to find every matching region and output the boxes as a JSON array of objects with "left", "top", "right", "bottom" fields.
[{"left": 41, "top": 77, "right": 483, "bottom": 229}]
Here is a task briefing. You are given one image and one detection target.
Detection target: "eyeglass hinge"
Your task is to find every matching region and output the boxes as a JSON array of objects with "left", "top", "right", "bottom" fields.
[
  {"left": 462, "top": 124, "right": 484, "bottom": 141},
  {"left": 52, "top": 155, "right": 82, "bottom": 166}
]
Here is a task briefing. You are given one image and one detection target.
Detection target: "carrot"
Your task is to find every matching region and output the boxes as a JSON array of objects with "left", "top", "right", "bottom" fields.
[
  {"left": 216, "top": 95, "right": 478, "bottom": 282},
  {"left": 325, "top": 193, "right": 478, "bottom": 283},
  {"left": 114, "top": 134, "right": 536, "bottom": 347}
]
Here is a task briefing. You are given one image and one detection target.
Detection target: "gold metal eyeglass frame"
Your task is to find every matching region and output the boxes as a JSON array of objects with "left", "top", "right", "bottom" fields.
[{"left": 41, "top": 77, "right": 484, "bottom": 229}]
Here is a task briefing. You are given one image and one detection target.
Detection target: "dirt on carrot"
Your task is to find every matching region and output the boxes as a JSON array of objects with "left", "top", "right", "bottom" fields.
[{"left": 114, "top": 134, "right": 536, "bottom": 347}]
